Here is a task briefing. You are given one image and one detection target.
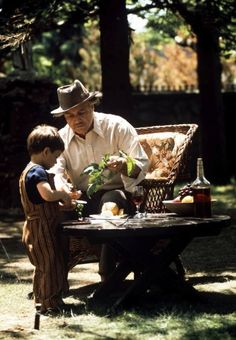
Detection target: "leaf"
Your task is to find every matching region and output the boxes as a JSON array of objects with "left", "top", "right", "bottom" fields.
[
  {"left": 99, "top": 154, "right": 110, "bottom": 169},
  {"left": 126, "top": 155, "right": 136, "bottom": 177},
  {"left": 87, "top": 182, "right": 101, "bottom": 198},
  {"left": 119, "top": 150, "right": 136, "bottom": 177},
  {"left": 82, "top": 163, "right": 100, "bottom": 174}
]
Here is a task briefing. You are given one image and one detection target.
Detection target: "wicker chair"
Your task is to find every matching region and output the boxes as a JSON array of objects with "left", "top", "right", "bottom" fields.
[
  {"left": 137, "top": 124, "right": 198, "bottom": 213},
  {"left": 136, "top": 123, "right": 198, "bottom": 278},
  {"left": 67, "top": 123, "right": 198, "bottom": 270}
]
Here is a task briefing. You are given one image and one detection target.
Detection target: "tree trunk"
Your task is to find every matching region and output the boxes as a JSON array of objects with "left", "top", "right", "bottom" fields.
[
  {"left": 196, "top": 30, "right": 230, "bottom": 183},
  {"left": 99, "top": 0, "right": 132, "bottom": 116}
]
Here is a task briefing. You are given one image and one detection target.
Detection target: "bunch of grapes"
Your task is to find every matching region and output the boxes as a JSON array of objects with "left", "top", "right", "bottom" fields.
[
  {"left": 75, "top": 202, "right": 84, "bottom": 220},
  {"left": 178, "top": 183, "right": 193, "bottom": 200}
]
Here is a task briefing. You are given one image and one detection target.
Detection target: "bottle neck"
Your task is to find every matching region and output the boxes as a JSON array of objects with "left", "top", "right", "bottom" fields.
[
  {"left": 192, "top": 158, "right": 210, "bottom": 187},
  {"left": 197, "top": 158, "right": 205, "bottom": 179}
]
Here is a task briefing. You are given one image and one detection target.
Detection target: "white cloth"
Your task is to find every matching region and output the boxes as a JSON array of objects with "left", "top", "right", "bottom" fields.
[{"left": 51, "top": 112, "right": 149, "bottom": 192}]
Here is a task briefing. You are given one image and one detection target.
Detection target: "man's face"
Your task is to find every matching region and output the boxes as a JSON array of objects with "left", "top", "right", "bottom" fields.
[{"left": 64, "top": 101, "right": 94, "bottom": 137}]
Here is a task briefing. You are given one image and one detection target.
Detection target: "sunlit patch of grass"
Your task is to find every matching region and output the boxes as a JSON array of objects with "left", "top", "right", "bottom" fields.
[
  {"left": 212, "top": 183, "right": 236, "bottom": 200},
  {"left": 0, "top": 278, "right": 236, "bottom": 340}
]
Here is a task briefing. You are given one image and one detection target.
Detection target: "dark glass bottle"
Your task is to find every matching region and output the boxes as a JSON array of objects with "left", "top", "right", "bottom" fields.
[{"left": 191, "top": 158, "right": 212, "bottom": 218}]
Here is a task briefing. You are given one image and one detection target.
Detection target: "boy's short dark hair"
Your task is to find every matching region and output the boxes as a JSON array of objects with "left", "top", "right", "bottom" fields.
[{"left": 27, "top": 124, "right": 65, "bottom": 156}]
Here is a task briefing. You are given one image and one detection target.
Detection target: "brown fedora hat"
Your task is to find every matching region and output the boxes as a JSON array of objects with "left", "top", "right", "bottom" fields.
[{"left": 51, "top": 79, "right": 102, "bottom": 116}]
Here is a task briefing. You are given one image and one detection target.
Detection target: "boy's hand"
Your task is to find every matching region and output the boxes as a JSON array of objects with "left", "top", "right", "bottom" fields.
[
  {"left": 60, "top": 191, "right": 73, "bottom": 208},
  {"left": 69, "top": 189, "right": 82, "bottom": 200}
]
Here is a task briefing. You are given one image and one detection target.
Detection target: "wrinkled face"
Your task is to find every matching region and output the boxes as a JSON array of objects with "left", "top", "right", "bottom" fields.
[{"left": 64, "top": 101, "right": 94, "bottom": 137}]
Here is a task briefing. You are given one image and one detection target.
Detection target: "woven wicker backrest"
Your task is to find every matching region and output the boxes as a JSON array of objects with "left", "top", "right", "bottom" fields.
[{"left": 136, "top": 124, "right": 198, "bottom": 213}]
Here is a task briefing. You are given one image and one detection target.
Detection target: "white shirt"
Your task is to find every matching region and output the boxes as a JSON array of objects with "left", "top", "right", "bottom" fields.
[{"left": 52, "top": 111, "right": 149, "bottom": 192}]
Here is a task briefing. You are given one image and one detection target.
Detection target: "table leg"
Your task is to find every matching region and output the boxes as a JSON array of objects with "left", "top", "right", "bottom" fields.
[
  {"left": 152, "top": 266, "right": 200, "bottom": 299},
  {"left": 106, "top": 235, "right": 197, "bottom": 312},
  {"left": 92, "top": 259, "right": 133, "bottom": 300}
]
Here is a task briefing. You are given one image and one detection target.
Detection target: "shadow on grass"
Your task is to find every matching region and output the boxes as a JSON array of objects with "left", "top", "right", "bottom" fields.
[
  {"left": 118, "top": 289, "right": 236, "bottom": 317},
  {"left": 0, "top": 237, "right": 25, "bottom": 259},
  {"left": 67, "top": 278, "right": 236, "bottom": 318},
  {"left": 60, "top": 323, "right": 116, "bottom": 340},
  {"left": 181, "top": 324, "right": 236, "bottom": 340},
  {"left": 188, "top": 274, "right": 236, "bottom": 285},
  {"left": 60, "top": 288, "right": 236, "bottom": 340},
  {"left": 0, "top": 329, "right": 35, "bottom": 340},
  {"left": 0, "top": 270, "right": 19, "bottom": 281},
  {"left": 0, "top": 270, "right": 32, "bottom": 284}
]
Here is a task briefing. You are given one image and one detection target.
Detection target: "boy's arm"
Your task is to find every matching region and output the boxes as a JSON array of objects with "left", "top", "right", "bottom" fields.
[{"left": 37, "top": 181, "right": 72, "bottom": 206}]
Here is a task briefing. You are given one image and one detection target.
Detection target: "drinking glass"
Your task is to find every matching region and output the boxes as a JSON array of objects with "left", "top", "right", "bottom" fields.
[{"left": 132, "top": 185, "right": 144, "bottom": 218}]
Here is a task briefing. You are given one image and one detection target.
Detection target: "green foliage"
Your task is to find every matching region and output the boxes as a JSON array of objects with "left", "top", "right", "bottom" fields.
[
  {"left": 0, "top": 0, "right": 235, "bottom": 87},
  {"left": 74, "top": 202, "right": 85, "bottom": 219},
  {"left": 128, "top": 0, "right": 236, "bottom": 88},
  {"left": 146, "top": 9, "right": 186, "bottom": 43},
  {"left": 0, "top": 0, "right": 100, "bottom": 50},
  {"left": 30, "top": 20, "right": 101, "bottom": 86},
  {"left": 150, "top": 0, "right": 236, "bottom": 57},
  {"left": 119, "top": 150, "right": 136, "bottom": 176},
  {"left": 82, "top": 154, "right": 113, "bottom": 198},
  {"left": 130, "top": 32, "right": 198, "bottom": 88},
  {"left": 82, "top": 151, "right": 136, "bottom": 198},
  {"left": 0, "top": 0, "right": 60, "bottom": 50}
]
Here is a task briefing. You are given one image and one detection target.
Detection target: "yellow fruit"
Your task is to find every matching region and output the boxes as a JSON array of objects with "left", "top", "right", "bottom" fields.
[
  {"left": 101, "top": 210, "right": 113, "bottom": 217},
  {"left": 181, "top": 195, "right": 193, "bottom": 203},
  {"left": 101, "top": 202, "right": 120, "bottom": 215},
  {"left": 118, "top": 208, "right": 124, "bottom": 216}
]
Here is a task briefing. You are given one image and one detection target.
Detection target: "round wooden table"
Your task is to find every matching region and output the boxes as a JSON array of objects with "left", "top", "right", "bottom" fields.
[{"left": 62, "top": 214, "right": 231, "bottom": 313}]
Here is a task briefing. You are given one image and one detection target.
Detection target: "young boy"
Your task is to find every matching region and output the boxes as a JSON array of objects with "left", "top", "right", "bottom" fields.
[{"left": 19, "top": 124, "right": 74, "bottom": 315}]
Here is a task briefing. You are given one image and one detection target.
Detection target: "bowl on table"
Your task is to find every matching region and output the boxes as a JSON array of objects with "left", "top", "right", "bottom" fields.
[
  {"left": 162, "top": 200, "right": 194, "bottom": 216},
  {"left": 163, "top": 199, "right": 216, "bottom": 217}
]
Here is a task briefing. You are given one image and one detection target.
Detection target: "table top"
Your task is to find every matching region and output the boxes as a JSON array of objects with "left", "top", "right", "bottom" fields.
[{"left": 62, "top": 214, "right": 231, "bottom": 240}]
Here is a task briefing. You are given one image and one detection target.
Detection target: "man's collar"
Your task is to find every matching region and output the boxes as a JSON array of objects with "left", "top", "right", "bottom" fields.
[
  {"left": 67, "top": 125, "right": 75, "bottom": 144},
  {"left": 93, "top": 112, "right": 104, "bottom": 138}
]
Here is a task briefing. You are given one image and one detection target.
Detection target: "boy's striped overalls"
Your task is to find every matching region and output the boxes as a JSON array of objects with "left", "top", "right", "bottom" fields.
[{"left": 19, "top": 163, "right": 68, "bottom": 311}]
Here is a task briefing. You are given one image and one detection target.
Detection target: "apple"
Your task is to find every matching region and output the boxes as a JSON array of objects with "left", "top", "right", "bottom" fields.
[{"left": 181, "top": 195, "right": 194, "bottom": 203}]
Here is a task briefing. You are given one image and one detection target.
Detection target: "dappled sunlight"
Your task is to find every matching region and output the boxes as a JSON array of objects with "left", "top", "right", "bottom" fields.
[
  {"left": 69, "top": 263, "right": 100, "bottom": 288},
  {"left": 211, "top": 184, "right": 236, "bottom": 211},
  {"left": 0, "top": 220, "right": 23, "bottom": 238},
  {"left": 212, "top": 183, "right": 236, "bottom": 194},
  {"left": 187, "top": 271, "right": 236, "bottom": 294}
]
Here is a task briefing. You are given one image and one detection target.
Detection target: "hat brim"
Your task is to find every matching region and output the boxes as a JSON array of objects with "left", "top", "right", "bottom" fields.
[{"left": 50, "top": 91, "right": 102, "bottom": 117}]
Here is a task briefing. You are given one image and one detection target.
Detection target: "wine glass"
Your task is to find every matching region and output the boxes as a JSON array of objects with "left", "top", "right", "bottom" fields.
[{"left": 132, "top": 185, "right": 144, "bottom": 218}]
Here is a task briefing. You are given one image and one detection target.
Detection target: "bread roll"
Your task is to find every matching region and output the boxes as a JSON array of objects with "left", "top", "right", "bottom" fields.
[{"left": 101, "top": 202, "right": 120, "bottom": 216}]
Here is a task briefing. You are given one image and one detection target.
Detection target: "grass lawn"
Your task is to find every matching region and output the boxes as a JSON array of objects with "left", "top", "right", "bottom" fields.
[{"left": 0, "top": 184, "right": 236, "bottom": 339}]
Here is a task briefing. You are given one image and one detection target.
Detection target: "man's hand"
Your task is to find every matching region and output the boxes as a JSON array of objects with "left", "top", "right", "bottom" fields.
[
  {"left": 107, "top": 155, "right": 140, "bottom": 178},
  {"left": 106, "top": 156, "right": 126, "bottom": 174}
]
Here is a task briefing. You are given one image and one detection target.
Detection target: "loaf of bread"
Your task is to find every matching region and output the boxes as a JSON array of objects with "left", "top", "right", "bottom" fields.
[{"left": 101, "top": 202, "right": 124, "bottom": 216}]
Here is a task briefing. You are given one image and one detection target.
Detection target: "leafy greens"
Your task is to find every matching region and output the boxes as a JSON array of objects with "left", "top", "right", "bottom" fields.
[{"left": 82, "top": 151, "right": 136, "bottom": 198}]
